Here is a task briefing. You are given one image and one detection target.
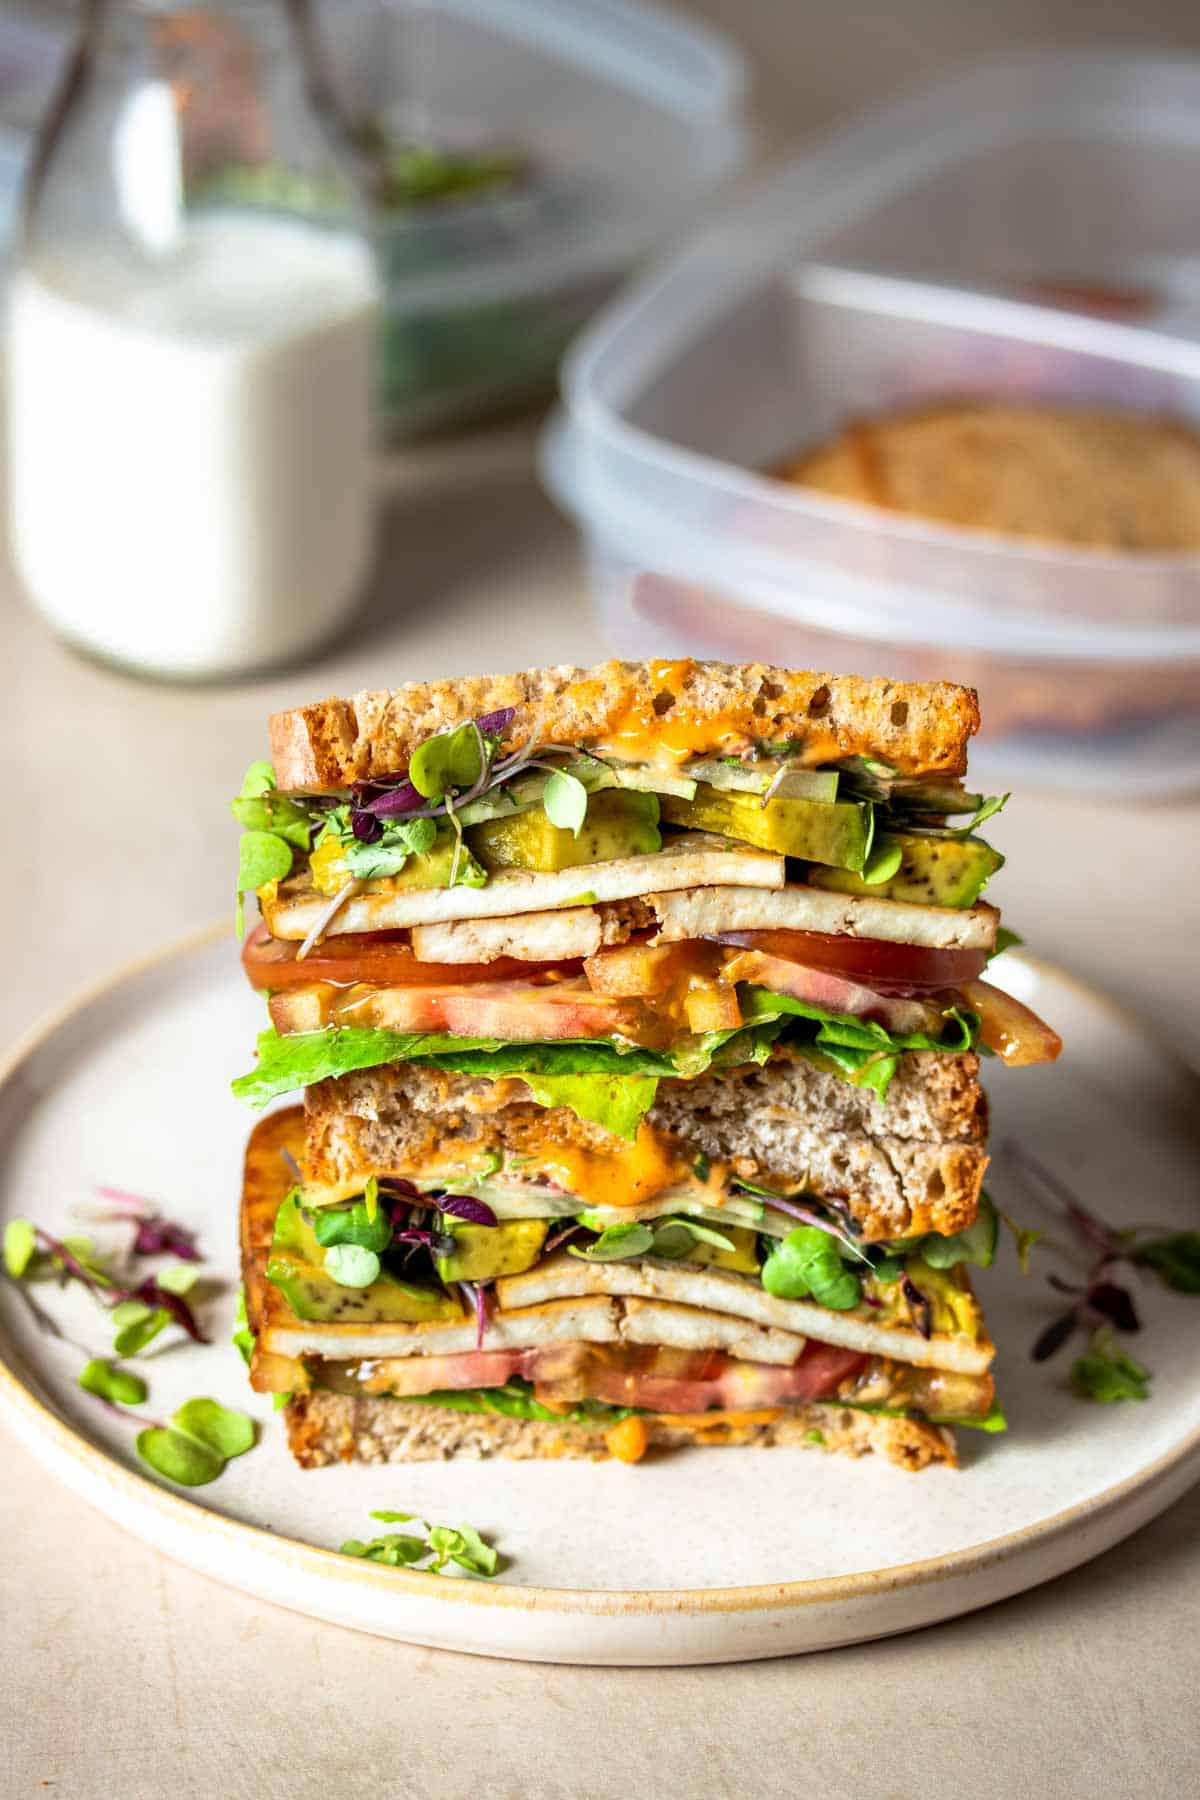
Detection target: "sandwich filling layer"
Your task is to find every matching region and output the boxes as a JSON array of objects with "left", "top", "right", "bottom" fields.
[{"left": 241, "top": 1111, "right": 1002, "bottom": 1453}]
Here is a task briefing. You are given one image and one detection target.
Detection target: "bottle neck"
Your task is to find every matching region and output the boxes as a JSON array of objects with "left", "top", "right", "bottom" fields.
[{"left": 89, "top": 0, "right": 295, "bottom": 68}]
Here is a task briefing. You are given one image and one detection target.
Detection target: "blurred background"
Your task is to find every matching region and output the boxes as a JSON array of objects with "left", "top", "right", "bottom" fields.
[{"left": 1, "top": 0, "right": 1198, "bottom": 1060}]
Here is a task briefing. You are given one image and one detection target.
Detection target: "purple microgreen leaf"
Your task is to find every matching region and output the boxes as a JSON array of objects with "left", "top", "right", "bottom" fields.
[
  {"left": 475, "top": 707, "right": 515, "bottom": 738},
  {"left": 543, "top": 1224, "right": 583, "bottom": 1256},
  {"left": 1031, "top": 1309, "right": 1079, "bottom": 1362},
  {"left": 127, "top": 1276, "right": 209, "bottom": 1344},
  {"left": 458, "top": 1280, "right": 488, "bottom": 1349},
  {"left": 87, "top": 1189, "right": 201, "bottom": 1261},
  {"left": 350, "top": 808, "right": 384, "bottom": 842},
  {"left": 1087, "top": 1282, "right": 1141, "bottom": 1333},
  {"left": 1047, "top": 1273, "right": 1083, "bottom": 1295},
  {"left": 361, "top": 779, "right": 425, "bottom": 818},
  {"left": 437, "top": 1195, "right": 498, "bottom": 1227},
  {"left": 901, "top": 1274, "right": 932, "bottom": 1339}
]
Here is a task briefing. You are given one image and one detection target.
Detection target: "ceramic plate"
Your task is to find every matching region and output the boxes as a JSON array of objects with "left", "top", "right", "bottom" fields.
[{"left": 1, "top": 927, "right": 1197, "bottom": 1665}]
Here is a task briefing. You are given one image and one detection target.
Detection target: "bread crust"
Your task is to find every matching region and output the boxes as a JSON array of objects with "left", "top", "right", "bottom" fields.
[
  {"left": 283, "top": 1388, "right": 955, "bottom": 1471},
  {"left": 268, "top": 658, "right": 979, "bottom": 790}
]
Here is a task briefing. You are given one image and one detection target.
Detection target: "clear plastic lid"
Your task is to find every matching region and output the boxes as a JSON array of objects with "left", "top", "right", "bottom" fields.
[{"left": 548, "top": 52, "right": 1200, "bottom": 664}]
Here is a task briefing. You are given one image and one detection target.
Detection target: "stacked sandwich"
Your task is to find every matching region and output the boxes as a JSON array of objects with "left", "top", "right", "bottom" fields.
[{"left": 234, "top": 660, "right": 1060, "bottom": 1471}]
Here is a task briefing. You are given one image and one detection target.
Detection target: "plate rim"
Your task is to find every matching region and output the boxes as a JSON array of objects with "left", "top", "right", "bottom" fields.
[{"left": 1, "top": 921, "right": 1198, "bottom": 1621}]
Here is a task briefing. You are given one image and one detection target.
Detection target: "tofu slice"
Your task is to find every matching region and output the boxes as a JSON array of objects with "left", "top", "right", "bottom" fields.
[
  {"left": 411, "top": 907, "right": 606, "bottom": 964},
  {"left": 619, "top": 1295, "right": 806, "bottom": 1365},
  {"left": 260, "top": 1294, "right": 620, "bottom": 1362},
  {"left": 650, "top": 885, "right": 999, "bottom": 952},
  {"left": 496, "top": 1253, "right": 994, "bottom": 1374},
  {"left": 262, "top": 834, "right": 784, "bottom": 940}
]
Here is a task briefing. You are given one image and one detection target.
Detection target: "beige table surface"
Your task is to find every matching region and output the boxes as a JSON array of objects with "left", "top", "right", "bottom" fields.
[{"left": 4, "top": 3, "right": 1200, "bottom": 1796}]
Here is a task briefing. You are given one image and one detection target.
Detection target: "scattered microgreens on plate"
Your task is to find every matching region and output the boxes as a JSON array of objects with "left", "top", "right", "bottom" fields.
[
  {"left": 3, "top": 1190, "right": 260, "bottom": 1483},
  {"left": 1001, "top": 1143, "right": 1200, "bottom": 1400},
  {"left": 3, "top": 1210, "right": 208, "bottom": 1355},
  {"left": 340, "top": 1510, "right": 501, "bottom": 1578},
  {"left": 136, "top": 1397, "right": 257, "bottom": 1488}
]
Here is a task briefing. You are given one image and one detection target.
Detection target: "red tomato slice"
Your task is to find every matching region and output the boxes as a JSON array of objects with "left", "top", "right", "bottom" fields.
[
  {"left": 362, "top": 1341, "right": 868, "bottom": 1412},
  {"left": 241, "top": 919, "right": 559, "bottom": 991},
  {"left": 717, "top": 929, "right": 989, "bottom": 994},
  {"left": 367, "top": 1350, "right": 532, "bottom": 1396},
  {"left": 720, "top": 948, "right": 948, "bottom": 1036},
  {"left": 961, "top": 979, "right": 1063, "bottom": 1066},
  {"left": 534, "top": 1343, "right": 866, "bottom": 1413},
  {"left": 269, "top": 974, "right": 651, "bottom": 1044}
]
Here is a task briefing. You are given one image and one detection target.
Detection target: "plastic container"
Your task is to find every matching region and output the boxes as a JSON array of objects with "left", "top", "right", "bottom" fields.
[
  {"left": 339, "top": 0, "right": 747, "bottom": 437},
  {"left": 542, "top": 53, "right": 1200, "bottom": 792}
]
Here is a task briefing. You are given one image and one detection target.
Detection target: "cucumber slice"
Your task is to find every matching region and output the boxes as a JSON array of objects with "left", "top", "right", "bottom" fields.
[{"left": 685, "top": 758, "right": 839, "bottom": 802}]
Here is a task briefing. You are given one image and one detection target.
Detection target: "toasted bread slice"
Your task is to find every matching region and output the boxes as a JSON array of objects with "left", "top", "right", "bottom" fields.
[
  {"left": 283, "top": 1387, "right": 956, "bottom": 1469},
  {"left": 301, "top": 1048, "right": 987, "bottom": 1245},
  {"left": 269, "top": 658, "right": 979, "bottom": 791}
]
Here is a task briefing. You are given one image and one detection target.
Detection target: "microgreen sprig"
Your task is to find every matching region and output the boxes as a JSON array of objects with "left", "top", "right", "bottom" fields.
[
  {"left": 1001, "top": 1143, "right": 1200, "bottom": 1395},
  {"left": 340, "top": 1510, "right": 500, "bottom": 1577}
]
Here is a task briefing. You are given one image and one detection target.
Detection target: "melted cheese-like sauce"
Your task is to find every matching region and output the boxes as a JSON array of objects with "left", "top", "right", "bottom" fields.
[
  {"left": 512, "top": 1119, "right": 690, "bottom": 1210},
  {"left": 591, "top": 658, "right": 849, "bottom": 770},
  {"left": 595, "top": 660, "right": 761, "bottom": 768}
]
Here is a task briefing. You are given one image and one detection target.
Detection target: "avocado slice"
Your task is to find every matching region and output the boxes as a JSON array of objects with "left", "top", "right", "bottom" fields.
[
  {"left": 861, "top": 1256, "right": 983, "bottom": 1340},
  {"left": 389, "top": 830, "right": 486, "bottom": 890},
  {"left": 467, "top": 789, "right": 661, "bottom": 872},
  {"left": 309, "top": 824, "right": 485, "bottom": 893},
  {"left": 660, "top": 786, "right": 869, "bottom": 871},
  {"left": 807, "top": 832, "right": 1002, "bottom": 907},
  {"left": 435, "top": 1218, "right": 549, "bottom": 1283},
  {"left": 684, "top": 1223, "right": 761, "bottom": 1277},
  {"left": 265, "top": 1193, "right": 462, "bottom": 1325}
]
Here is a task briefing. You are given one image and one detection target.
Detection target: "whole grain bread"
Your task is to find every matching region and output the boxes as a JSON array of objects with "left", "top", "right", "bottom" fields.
[
  {"left": 302, "top": 1049, "right": 988, "bottom": 1242},
  {"left": 284, "top": 1387, "right": 956, "bottom": 1471},
  {"left": 268, "top": 658, "right": 979, "bottom": 790}
]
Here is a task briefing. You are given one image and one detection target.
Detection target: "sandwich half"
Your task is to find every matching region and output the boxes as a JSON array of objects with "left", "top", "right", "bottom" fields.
[{"left": 233, "top": 658, "right": 1061, "bottom": 1468}]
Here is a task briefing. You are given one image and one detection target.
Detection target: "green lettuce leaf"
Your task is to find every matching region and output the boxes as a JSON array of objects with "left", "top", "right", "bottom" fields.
[
  {"left": 481, "top": 1069, "right": 659, "bottom": 1141},
  {"left": 398, "top": 1379, "right": 635, "bottom": 1427},
  {"left": 741, "top": 986, "right": 977, "bottom": 1100},
  {"left": 846, "top": 1398, "right": 1008, "bottom": 1433},
  {"left": 232, "top": 1020, "right": 783, "bottom": 1137}
]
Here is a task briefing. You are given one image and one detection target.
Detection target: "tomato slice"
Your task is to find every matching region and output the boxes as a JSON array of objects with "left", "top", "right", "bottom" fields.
[
  {"left": 721, "top": 947, "right": 949, "bottom": 1036},
  {"left": 241, "top": 919, "right": 563, "bottom": 991},
  {"left": 269, "top": 974, "right": 655, "bottom": 1045},
  {"left": 716, "top": 929, "right": 989, "bottom": 994},
  {"left": 532, "top": 1342, "right": 866, "bottom": 1413},
  {"left": 961, "top": 980, "right": 1063, "bottom": 1066}
]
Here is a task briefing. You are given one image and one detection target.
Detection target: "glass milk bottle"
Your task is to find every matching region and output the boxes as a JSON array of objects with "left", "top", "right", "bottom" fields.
[{"left": 8, "top": 0, "right": 380, "bottom": 679}]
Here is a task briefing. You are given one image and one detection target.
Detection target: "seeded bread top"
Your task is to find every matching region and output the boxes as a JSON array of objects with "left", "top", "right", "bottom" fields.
[{"left": 268, "top": 658, "right": 980, "bottom": 791}]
